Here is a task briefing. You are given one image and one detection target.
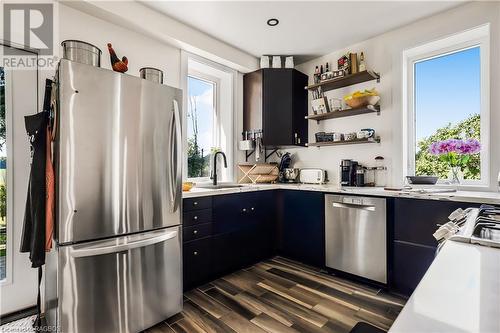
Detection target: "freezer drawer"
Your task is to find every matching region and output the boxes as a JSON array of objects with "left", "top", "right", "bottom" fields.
[
  {"left": 54, "top": 227, "right": 182, "bottom": 333},
  {"left": 325, "top": 195, "right": 387, "bottom": 283}
]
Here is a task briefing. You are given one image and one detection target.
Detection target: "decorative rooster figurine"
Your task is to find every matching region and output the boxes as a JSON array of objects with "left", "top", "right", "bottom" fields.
[{"left": 107, "top": 43, "right": 128, "bottom": 73}]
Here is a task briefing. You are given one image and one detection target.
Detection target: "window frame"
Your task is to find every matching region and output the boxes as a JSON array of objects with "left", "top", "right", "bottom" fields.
[
  {"left": 182, "top": 52, "right": 236, "bottom": 184},
  {"left": 186, "top": 72, "right": 219, "bottom": 182},
  {"left": 403, "top": 25, "right": 490, "bottom": 187}
]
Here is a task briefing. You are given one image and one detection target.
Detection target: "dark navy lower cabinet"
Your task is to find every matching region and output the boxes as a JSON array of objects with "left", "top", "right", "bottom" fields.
[
  {"left": 183, "top": 191, "right": 276, "bottom": 291},
  {"left": 278, "top": 190, "right": 325, "bottom": 268},
  {"left": 391, "top": 241, "right": 436, "bottom": 296},
  {"left": 390, "top": 198, "right": 474, "bottom": 296},
  {"left": 182, "top": 190, "right": 476, "bottom": 296},
  {"left": 183, "top": 238, "right": 212, "bottom": 291}
]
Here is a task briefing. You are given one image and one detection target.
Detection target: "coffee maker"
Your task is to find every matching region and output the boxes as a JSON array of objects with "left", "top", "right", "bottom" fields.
[{"left": 340, "top": 159, "right": 359, "bottom": 186}]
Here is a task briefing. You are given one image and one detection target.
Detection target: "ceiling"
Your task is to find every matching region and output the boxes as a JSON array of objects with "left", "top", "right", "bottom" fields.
[{"left": 140, "top": 1, "right": 465, "bottom": 64}]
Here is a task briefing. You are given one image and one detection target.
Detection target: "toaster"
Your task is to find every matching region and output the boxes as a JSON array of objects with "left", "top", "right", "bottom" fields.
[{"left": 299, "top": 169, "right": 328, "bottom": 184}]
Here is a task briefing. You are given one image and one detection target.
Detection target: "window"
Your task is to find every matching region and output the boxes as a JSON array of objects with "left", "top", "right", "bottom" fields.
[
  {"left": 187, "top": 76, "right": 216, "bottom": 178},
  {"left": 404, "top": 26, "right": 489, "bottom": 185},
  {"left": 184, "top": 54, "right": 235, "bottom": 183}
]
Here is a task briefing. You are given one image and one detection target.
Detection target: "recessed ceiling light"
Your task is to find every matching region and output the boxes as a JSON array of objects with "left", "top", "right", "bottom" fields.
[{"left": 267, "top": 18, "right": 279, "bottom": 27}]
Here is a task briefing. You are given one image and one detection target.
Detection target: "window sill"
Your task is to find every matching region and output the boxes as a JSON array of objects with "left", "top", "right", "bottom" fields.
[{"left": 408, "top": 181, "right": 492, "bottom": 192}]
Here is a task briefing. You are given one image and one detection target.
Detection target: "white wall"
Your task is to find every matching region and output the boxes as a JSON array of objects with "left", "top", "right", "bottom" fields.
[
  {"left": 55, "top": 3, "right": 181, "bottom": 87},
  {"left": 61, "top": 0, "right": 259, "bottom": 73},
  {"left": 284, "top": 1, "right": 500, "bottom": 190}
]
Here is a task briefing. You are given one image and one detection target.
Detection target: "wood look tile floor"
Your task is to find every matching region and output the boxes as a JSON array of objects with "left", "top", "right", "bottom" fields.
[{"left": 144, "top": 257, "right": 407, "bottom": 333}]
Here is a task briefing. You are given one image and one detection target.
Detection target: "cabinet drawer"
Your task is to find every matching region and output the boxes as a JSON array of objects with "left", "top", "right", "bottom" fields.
[
  {"left": 183, "top": 196, "right": 212, "bottom": 212},
  {"left": 184, "top": 209, "right": 212, "bottom": 227},
  {"left": 183, "top": 223, "right": 211, "bottom": 242}
]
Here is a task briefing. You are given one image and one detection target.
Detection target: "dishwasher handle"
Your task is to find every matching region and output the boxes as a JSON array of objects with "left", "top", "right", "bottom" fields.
[{"left": 331, "top": 202, "right": 376, "bottom": 211}]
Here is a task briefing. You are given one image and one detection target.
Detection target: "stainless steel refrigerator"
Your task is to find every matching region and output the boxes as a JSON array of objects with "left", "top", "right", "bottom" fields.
[{"left": 45, "top": 59, "right": 183, "bottom": 333}]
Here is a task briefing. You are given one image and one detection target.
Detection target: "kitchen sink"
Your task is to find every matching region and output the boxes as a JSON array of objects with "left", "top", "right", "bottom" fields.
[{"left": 196, "top": 183, "right": 244, "bottom": 189}]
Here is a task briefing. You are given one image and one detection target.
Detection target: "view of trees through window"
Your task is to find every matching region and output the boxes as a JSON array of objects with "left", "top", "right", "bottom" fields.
[
  {"left": 187, "top": 76, "right": 215, "bottom": 178},
  {"left": 0, "top": 67, "right": 7, "bottom": 280},
  {"left": 414, "top": 47, "right": 481, "bottom": 180}
]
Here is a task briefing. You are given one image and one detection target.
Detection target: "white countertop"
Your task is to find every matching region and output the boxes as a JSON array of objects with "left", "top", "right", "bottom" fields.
[
  {"left": 183, "top": 183, "right": 500, "bottom": 204},
  {"left": 390, "top": 240, "right": 500, "bottom": 333}
]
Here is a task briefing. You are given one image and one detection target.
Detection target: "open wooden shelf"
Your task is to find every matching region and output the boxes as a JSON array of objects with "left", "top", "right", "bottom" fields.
[
  {"left": 306, "top": 105, "right": 380, "bottom": 122},
  {"left": 306, "top": 136, "right": 381, "bottom": 147},
  {"left": 306, "top": 70, "right": 380, "bottom": 92}
]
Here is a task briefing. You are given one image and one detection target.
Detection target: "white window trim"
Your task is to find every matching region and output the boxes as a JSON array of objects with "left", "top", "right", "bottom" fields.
[
  {"left": 181, "top": 51, "right": 237, "bottom": 184},
  {"left": 403, "top": 24, "right": 490, "bottom": 188},
  {"left": 186, "top": 72, "right": 219, "bottom": 183},
  {"left": 1, "top": 69, "right": 13, "bottom": 286}
]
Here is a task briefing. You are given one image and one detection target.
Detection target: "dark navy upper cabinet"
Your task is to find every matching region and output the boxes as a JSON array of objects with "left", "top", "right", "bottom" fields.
[
  {"left": 278, "top": 190, "right": 325, "bottom": 268},
  {"left": 244, "top": 68, "right": 308, "bottom": 147}
]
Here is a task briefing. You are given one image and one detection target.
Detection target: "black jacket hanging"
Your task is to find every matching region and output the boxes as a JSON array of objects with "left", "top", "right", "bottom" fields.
[{"left": 20, "top": 110, "right": 49, "bottom": 268}]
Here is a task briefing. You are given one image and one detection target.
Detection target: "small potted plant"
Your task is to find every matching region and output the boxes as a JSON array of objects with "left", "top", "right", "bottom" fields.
[{"left": 429, "top": 138, "right": 481, "bottom": 184}]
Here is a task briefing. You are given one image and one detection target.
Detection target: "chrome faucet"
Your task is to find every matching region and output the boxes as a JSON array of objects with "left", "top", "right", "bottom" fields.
[{"left": 212, "top": 151, "right": 227, "bottom": 186}]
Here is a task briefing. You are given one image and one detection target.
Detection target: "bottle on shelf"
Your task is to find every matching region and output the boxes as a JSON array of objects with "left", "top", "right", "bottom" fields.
[
  {"left": 314, "top": 66, "right": 320, "bottom": 84},
  {"left": 359, "top": 52, "right": 366, "bottom": 72}
]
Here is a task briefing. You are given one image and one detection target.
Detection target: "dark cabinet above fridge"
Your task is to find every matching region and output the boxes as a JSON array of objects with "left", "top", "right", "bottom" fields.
[{"left": 243, "top": 68, "right": 308, "bottom": 147}]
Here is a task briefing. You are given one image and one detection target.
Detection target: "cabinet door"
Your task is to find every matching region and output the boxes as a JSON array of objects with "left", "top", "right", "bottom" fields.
[
  {"left": 211, "top": 231, "right": 246, "bottom": 276},
  {"left": 213, "top": 193, "right": 248, "bottom": 235},
  {"left": 279, "top": 191, "right": 325, "bottom": 267},
  {"left": 183, "top": 238, "right": 212, "bottom": 291},
  {"left": 212, "top": 191, "right": 276, "bottom": 275},
  {"left": 243, "top": 70, "right": 263, "bottom": 132},
  {"left": 292, "top": 70, "right": 308, "bottom": 146},
  {"left": 246, "top": 191, "right": 276, "bottom": 262},
  {"left": 393, "top": 198, "right": 469, "bottom": 247},
  {"left": 392, "top": 241, "right": 436, "bottom": 296},
  {"left": 262, "top": 69, "right": 293, "bottom": 146}
]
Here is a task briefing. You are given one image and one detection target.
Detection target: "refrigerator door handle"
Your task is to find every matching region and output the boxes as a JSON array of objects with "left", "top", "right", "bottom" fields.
[
  {"left": 70, "top": 230, "right": 178, "bottom": 258},
  {"left": 169, "top": 99, "right": 182, "bottom": 213}
]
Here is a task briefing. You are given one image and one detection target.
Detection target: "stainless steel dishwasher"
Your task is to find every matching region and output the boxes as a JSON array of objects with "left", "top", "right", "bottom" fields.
[{"left": 325, "top": 194, "right": 387, "bottom": 283}]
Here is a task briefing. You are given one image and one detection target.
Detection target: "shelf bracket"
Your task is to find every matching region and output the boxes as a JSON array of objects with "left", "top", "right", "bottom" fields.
[
  {"left": 264, "top": 148, "right": 278, "bottom": 162},
  {"left": 245, "top": 150, "right": 255, "bottom": 162}
]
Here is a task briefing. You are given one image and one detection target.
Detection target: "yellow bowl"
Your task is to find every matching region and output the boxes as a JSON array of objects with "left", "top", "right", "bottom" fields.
[
  {"left": 345, "top": 95, "right": 380, "bottom": 109},
  {"left": 182, "top": 182, "right": 194, "bottom": 192}
]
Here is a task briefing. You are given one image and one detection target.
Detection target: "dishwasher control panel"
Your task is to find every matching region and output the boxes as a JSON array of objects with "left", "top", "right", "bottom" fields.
[{"left": 342, "top": 196, "right": 364, "bottom": 205}]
